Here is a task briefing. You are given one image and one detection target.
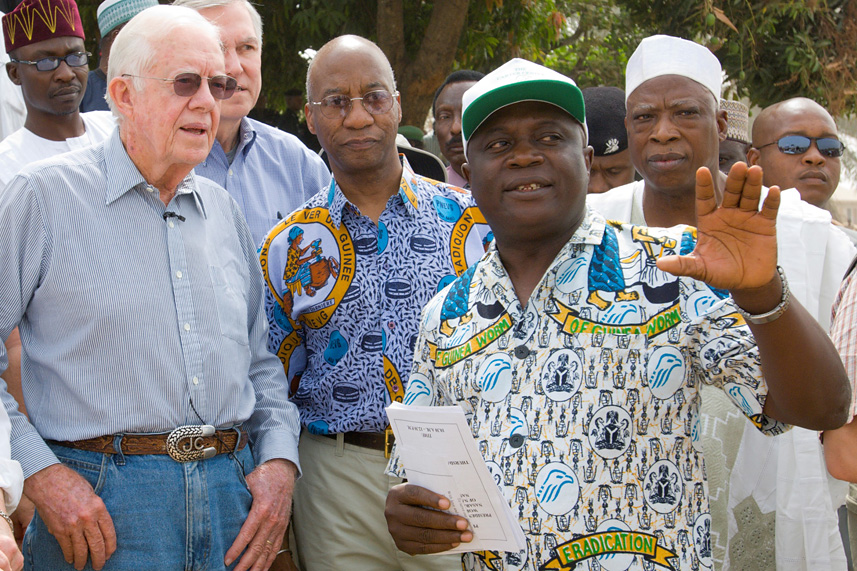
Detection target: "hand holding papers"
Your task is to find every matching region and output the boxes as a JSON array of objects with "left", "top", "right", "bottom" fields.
[{"left": 386, "top": 403, "right": 527, "bottom": 554}]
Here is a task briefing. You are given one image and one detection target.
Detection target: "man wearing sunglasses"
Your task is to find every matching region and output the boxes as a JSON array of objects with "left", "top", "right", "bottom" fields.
[
  {"left": 174, "top": 0, "right": 331, "bottom": 248},
  {"left": 748, "top": 97, "right": 844, "bottom": 210},
  {"left": 588, "top": 34, "right": 855, "bottom": 570},
  {"left": 0, "top": 0, "right": 116, "bottom": 189},
  {"left": 0, "top": 5, "right": 300, "bottom": 570}
]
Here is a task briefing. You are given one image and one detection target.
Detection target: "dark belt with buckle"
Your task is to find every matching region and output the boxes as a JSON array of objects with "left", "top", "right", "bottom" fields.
[
  {"left": 322, "top": 427, "right": 395, "bottom": 458},
  {"left": 47, "top": 425, "right": 248, "bottom": 463}
]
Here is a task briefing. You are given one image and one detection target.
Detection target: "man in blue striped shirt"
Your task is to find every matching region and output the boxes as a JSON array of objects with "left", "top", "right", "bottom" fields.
[
  {"left": 0, "top": 5, "right": 299, "bottom": 571},
  {"left": 174, "top": 0, "right": 331, "bottom": 247}
]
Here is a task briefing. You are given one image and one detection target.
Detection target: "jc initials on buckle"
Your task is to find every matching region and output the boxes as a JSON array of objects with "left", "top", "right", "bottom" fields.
[{"left": 166, "top": 425, "right": 217, "bottom": 462}]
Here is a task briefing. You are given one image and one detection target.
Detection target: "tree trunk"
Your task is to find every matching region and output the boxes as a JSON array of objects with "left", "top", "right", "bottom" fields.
[{"left": 377, "top": 0, "right": 471, "bottom": 129}]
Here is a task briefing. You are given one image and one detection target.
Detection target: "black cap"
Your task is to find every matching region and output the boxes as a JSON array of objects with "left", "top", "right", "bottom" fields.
[{"left": 582, "top": 86, "right": 627, "bottom": 157}]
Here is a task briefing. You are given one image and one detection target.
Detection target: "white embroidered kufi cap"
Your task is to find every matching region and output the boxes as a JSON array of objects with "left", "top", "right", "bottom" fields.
[{"left": 625, "top": 34, "right": 722, "bottom": 103}]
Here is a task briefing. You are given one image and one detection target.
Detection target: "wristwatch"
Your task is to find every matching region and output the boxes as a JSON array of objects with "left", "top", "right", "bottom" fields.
[{"left": 734, "top": 266, "right": 790, "bottom": 325}]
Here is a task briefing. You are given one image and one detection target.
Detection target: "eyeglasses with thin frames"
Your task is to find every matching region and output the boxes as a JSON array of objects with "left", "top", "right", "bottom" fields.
[
  {"left": 10, "top": 51, "right": 91, "bottom": 72},
  {"left": 122, "top": 73, "right": 238, "bottom": 100},
  {"left": 310, "top": 89, "right": 398, "bottom": 119},
  {"left": 757, "top": 135, "right": 845, "bottom": 158}
]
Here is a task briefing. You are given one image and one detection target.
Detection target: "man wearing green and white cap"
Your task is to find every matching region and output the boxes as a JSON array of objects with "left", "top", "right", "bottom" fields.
[
  {"left": 80, "top": 0, "right": 157, "bottom": 112},
  {"left": 384, "top": 58, "right": 851, "bottom": 571}
]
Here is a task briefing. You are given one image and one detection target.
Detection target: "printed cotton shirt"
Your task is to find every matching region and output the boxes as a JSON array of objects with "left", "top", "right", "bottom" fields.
[
  {"left": 831, "top": 266, "right": 857, "bottom": 419},
  {"left": 394, "top": 208, "right": 785, "bottom": 571},
  {"left": 260, "top": 157, "right": 490, "bottom": 433}
]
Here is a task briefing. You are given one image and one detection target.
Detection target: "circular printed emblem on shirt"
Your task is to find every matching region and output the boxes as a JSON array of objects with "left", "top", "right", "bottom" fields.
[
  {"left": 260, "top": 207, "right": 356, "bottom": 330},
  {"left": 685, "top": 290, "right": 721, "bottom": 320},
  {"left": 595, "top": 518, "right": 635, "bottom": 571},
  {"left": 403, "top": 373, "right": 434, "bottom": 406},
  {"left": 535, "top": 462, "right": 580, "bottom": 515},
  {"left": 540, "top": 349, "right": 583, "bottom": 402},
  {"left": 643, "top": 460, "right": 683, "bottom": 514},
  {"left": 477, "top": 353, "right": 513, "bottom": 402},
  {"left": 646, "top": 346, "right": 685, "bottom": 400},
  {"left": 555, "top": 257, "right": 588, "bottom": 294},
  {"left": 588, "top": 406, "right": 632, "bottom": 459},
  {"left": 693, "top": 512, "right": 713, "bottom": 568},
  {"left": 449, "top": 206, "right": 490, "bottom": 276},
  {"left": 722, "top": 382, "right": 764, "bottom": 419},
  {"left": 501, "top": 407, "right": 530, "bottom": 456}
]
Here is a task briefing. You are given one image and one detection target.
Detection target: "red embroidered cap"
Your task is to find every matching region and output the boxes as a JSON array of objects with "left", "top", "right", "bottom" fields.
[{"left": 3, "top": 0, "right": 85, "bottom": 54}]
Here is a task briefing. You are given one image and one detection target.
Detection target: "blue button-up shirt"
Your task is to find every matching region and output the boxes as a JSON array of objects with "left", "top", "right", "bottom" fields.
[
  {"left": 0, "top": 129, "right": 300, "bottom": 478},
  {"left": 259, "top": 157, "right": 491, "bottom": 433},
  {"left": 195, "top": 117, "right": 331, "bottom": 246}
]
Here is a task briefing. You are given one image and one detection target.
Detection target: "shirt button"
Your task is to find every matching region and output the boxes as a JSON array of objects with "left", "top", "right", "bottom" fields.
[
  {"left": 192, "top": 376, "right": 199, "bottom": 385},
  {"left": 228, "top": 169, "right": 233, "bottom": 176},
  {"left": 184, "top": 323, "right": 191, "bottom": 331},
  {"left": 514, "top": 345, "right": 530, "bottom": 359},
  {"left": 168, "top": 221, "right": 174, "bottom": 228},
  {"left": 176, "top": 271, "right": 183, "bottom": 279},
  {"left": 147, "top": 185, "right": 155, "bottom": 193}
]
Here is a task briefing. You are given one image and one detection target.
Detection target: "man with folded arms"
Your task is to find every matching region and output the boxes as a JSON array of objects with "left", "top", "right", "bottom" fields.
[
  {"left": 384, "top": 58, "right": 851, "bottom": 571},
  {"left": 0, "top": 5, "right": 299, "bottom": 570}
]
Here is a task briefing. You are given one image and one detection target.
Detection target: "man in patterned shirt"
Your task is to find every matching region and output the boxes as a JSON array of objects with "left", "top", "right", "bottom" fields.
[
  {"left": 384, "top": 58, "right": 851, "bottom": 571},
  {"left": 258, "top": 35, "right": 488, "bottom": 570}
]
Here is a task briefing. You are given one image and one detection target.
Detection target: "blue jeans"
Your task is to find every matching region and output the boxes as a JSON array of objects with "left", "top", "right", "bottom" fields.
[{"left": 24, "top": 438, "right": 255, "bottom": 571}]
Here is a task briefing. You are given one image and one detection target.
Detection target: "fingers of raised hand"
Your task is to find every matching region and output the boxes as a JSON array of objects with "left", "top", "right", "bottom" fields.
[{"left": 694, "top": 167, "right": 718, "bottom": 217}]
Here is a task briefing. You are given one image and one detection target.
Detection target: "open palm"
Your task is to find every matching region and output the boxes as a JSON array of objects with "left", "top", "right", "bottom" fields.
[{"left": 657, "top": 163, "right": 779, "bottom": 290}]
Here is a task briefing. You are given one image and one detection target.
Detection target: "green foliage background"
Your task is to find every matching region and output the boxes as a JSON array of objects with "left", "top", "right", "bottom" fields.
[{"left": 75, "top": 0, "right": 857, "bottom": 119}]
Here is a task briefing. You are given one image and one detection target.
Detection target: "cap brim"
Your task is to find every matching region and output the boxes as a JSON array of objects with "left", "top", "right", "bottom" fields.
[{"left": 462, "top": 79, "right": 585, "bottom": 142}]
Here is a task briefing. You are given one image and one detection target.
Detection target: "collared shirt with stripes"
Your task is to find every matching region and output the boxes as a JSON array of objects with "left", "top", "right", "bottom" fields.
[
  {"left": 194, "top": 116, "right": 331, "bottom": 247},
  {"left": 0, "top": 129, "right": 300, "bottom": 478}
]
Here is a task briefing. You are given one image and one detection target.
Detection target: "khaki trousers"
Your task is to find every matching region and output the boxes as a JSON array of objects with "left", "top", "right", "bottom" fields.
[{"left": 293, "top": 431, "right": 462, "bottom": 571}]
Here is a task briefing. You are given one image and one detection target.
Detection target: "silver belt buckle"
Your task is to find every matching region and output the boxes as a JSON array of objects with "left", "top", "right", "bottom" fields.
[{"left": 166, "top": 425, "right": 217, "bottom": 462}]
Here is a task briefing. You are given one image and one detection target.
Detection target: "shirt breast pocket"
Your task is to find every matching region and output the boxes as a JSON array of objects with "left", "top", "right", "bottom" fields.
[{"left": 209, "top": 265, "right": 249, "bottom": 346}]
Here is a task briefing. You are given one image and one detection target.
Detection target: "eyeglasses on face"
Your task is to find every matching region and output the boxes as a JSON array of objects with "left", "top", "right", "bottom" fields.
[
  {"left": 311, "top": 89, "right": 398, "bottom": 119},
  {"left": 10, "top": 51, "right": 91, "bottom": 72},
  {"left": 122, "top": 73, "right": 238, "bottom": 100},
  {"left": 757, "top": 135, "right": 845, "bottom": 158}
]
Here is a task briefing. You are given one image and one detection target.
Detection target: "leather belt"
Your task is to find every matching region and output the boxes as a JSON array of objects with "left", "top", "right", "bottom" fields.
[
  {"left": 322, "top": 428, "right": 395, "bottom": 458},
  {"left": 47, "top": 425, "right": 248, "bottom": 463}
]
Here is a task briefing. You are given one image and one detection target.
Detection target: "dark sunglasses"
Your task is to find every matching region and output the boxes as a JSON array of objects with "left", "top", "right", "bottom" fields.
[
  {"left": 122, "top": 73, "right": 238, "bottom": 100},
  {"left": 10, "top": 51, "right": 90, "bottom": 72},
  {"left": 757, "top": 135, "right": 845, "bottom": 158}
]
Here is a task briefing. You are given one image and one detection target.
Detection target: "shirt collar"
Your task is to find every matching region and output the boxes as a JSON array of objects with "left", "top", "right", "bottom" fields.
[
  {"left": 103, "top": 127, "right": 207, "bottom": 218},
  {"left": 476, "top": 206, "right": 605, "bottom": 312},
  {"left": 327, "top": 154, "right": 422, "bottom": 229}
]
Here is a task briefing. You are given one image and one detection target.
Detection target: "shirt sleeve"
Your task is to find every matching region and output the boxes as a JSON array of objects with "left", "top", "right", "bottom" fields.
[
  {"left": 232, "top": 202, "right": 301, "bottom": 474},
  {"left": 830, "top": 270, "right": 857, "bottom": 420},
  {"left": 0, "top": 175, "right": 62, "bottom": 478},
  {"left": 687, "top": 291, "right": 790, "bottom": 436},
  {"left": 0, "top": 406, "right": 22, "bottom": 514}
]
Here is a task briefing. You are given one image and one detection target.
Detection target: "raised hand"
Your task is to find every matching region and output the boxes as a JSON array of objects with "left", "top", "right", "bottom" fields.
[{"left": 657, "top": 163, "right": 780, "bottom": 291}]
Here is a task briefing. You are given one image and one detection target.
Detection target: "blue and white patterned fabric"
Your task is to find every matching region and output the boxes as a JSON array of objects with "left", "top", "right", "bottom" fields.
[
  {"left": 0, "top": 128, "right": 300, "bottom": 479},
  {"left": 194, "top": 117, "right": 331, "bottom": 246},
  {"left": 390, "top": 207, "right": 787, "bottom": 571},
  {"left": 259, "top": 156, "right": 491, "bottom": 434}
]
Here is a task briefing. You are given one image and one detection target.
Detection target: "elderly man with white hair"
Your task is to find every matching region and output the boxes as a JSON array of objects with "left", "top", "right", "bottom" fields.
[
  {"left": 589, "top": 34, "right": 855, "bottom": 570},
  {"left": 0, "top": 4, "right": 299, "bottom": 571}
]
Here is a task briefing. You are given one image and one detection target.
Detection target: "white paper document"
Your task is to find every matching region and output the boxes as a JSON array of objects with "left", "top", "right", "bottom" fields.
[{"left": 386, "top": 402, "right": 527, "bottom": 554}]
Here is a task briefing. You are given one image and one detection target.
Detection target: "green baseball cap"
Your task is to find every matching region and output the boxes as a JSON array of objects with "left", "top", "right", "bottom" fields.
[{"left": 461, "top": 58, "right": 586, "bottom": 157}]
